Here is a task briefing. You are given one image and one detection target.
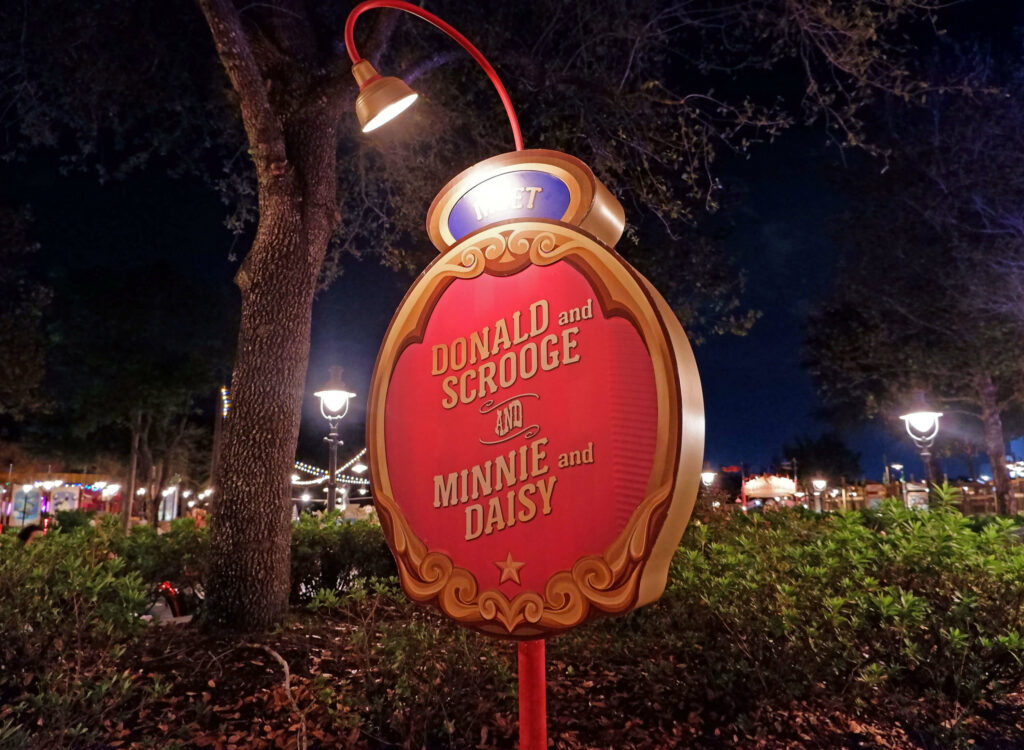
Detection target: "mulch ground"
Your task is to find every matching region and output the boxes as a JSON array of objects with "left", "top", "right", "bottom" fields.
[{"left": 86, "top": 615, "right": 1024, "bottom": 750}]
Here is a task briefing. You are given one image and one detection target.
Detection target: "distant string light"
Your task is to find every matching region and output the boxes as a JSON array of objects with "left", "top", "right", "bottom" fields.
[
  {"left": 1006, "top": 460, "right": 1024, "bottom": 480},
  {"left": 220, "top": 386, "right": 232, "bottom": 419},
  {"left": 338, "top": 448, "right": 368, "bottom": 474},
  {"left": 292, "top": 448, "right": 371, "bottom": 486},
  {"left": 294, "top": 460, "right": 327, "bottom": 477},
  {"left": 292, "top": 475, "right": 327, "bottom": 486},
  {"left": 291, "top": 474, "right": 370, "bottom": 486}
]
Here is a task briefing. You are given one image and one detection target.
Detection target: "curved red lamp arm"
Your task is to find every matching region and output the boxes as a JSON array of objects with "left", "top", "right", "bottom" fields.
[{"left": 344, "top": 0, "right": 524, "bottom": 151}]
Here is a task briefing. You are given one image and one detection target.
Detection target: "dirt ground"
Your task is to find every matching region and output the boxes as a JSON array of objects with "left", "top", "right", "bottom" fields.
[{"left": 75, "top": 615, "right": 1024, "bottom": 750}]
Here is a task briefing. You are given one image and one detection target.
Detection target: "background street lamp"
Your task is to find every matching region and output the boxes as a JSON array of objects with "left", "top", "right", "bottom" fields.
[
  {"left": 314, "top": 366, "right": 356, "bottom": 513},
  {"left": 890, "top": 463, "right": 908, "bottom": 507},
  {"left": 699, "top": 468, "right": 717, "bottom": 510},
  {"left": 900, "top": 405, "right": 942, "bottom": 487},
  {"left": 811, "top": 478, "right": 827, "bottom": 513}
]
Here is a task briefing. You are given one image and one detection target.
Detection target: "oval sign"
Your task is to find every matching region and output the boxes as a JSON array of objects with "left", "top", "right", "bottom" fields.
[
  {"left": 368, "top": 221, "right": 704, "bottom": 638},
  {"left": 448, "top": 170, "right": 571, "bottom": 242}
]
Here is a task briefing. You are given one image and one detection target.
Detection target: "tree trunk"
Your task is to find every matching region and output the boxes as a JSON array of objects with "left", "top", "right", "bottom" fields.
[
  {"left": 963, "top": 442, "right": 978, "bottom": 481},
  {"left": 121, "top": 410, "right": 142, "bottom": 532},
  {"left": 152, "top": 459, "right": 167, "bottom": 525},
  {"left": 204, "top": 130, "right": 339, "bottom": 630},
  {"left": 198, "top": 0, "right": 343, "bottom": 630},
  {"left": 138, "top": 414, "right": 155, "bottom": 524},
  {"left": 146, "top": 464, "right": 159, "bottom": 526},
  {"left": 978, "top": 373, "right": 1013, "bottom": 515},
  {"left": 210, "top": 389, "right": 225, "bottom": 484},
  {"left": 205, "top": 206, "right": 325, "bottom": 628}
]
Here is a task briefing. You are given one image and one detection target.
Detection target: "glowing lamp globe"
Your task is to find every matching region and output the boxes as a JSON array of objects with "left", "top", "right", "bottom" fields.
[
  {"left": 315, "top": 366, "right": 356, "bottom": 421},
  {"left": 351, "top": 60, "right": 418, "bottom": 133},
  {"left": 811, "top": 478, "right": 827, "bottom": 492},
  {"left": 700, "top": 471, "right": 716, "bottom": 487},
  {"left": 900, "top": 410, "right": 942, "bottom": 437}
]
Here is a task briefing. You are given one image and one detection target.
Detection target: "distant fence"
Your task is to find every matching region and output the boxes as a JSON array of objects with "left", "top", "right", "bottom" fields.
[{"left": 818, "top": 480, "right": 1022, "bottom": 515}]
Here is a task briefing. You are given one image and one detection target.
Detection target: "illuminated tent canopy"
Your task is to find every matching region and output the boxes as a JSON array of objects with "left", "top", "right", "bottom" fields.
[{"left": 743, "top": 474, "right": 797, "bottom": 499}]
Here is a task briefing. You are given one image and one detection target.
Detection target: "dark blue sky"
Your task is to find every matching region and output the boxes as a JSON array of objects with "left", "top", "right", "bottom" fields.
[
  {"left": 694, "top": 136, "right": 908, "bottom": 479},
  {"left": 4, "top": 142, "right": 989, "bottom": 483}
]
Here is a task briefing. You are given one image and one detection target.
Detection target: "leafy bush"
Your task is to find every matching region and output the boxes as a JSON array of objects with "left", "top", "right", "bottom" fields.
[
  {"left": 54, "top": 508, "right": 95, "bottom": 533},
  {"left": 0, "top": 523, "right": 148, "bottom": 746},
  {"left": 565, "top": 498, "right": 1024, "bottom": 710},
  {"left": 316, "top": 579, "right": 515, "bottom": 747},
  {"left": 112, "top": 516, "right": 209, "bottom": 585},
  {"left": 290, "top": 513, "right": 397, "bottom": 602},
  {"left": 543, "top": 499, "right": 1024, "bottom": 746}
]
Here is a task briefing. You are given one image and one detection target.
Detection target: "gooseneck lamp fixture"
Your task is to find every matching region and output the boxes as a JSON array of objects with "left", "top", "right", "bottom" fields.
[
  {"left": 315, "top": 366, "right": 357, "bottom": 513},
  {"left": 343, "top": 5, "right": 544, "bottom": 747},
  {"left": 343, "top": 0, "right": 524, "bottom": 150}
]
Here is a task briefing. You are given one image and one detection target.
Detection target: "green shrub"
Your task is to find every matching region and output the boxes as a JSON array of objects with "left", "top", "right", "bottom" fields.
[
  {"left": 0, "top": 523, "right": 148, "bottom": 746},
  {"left": 112, "top": 516, "right": 208, "bottom": 585},
  {"left": 321, "top": 579, "right": 515, "bottom": 747},
  {"left": 547, "top": 499, "right": 1024, "bottom": 743},
  {"left": 54, "top": 508, "right": 95, "bottom": 533},
  {"left": 290, "top": 512, "right": 397, "bottom": 602},
  {"left": 664, "top": 500, "right": 1024, "bottom": 707}
]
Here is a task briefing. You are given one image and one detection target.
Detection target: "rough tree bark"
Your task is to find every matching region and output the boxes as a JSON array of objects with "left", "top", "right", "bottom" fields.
[
  {"left": 121, "top": 410, "right": 142, "bottom": 531},
  {"left": 138, "top": 414, "right": 156, "bottom": 524},
  {"left": 144, "top": 415, "right": 189, "bottom": 524},
  {"left": 198, "top": 0, "right": 346, "bottom": 630},
  {"left": 963, "top": 442, "right": 978, "bottom": 482},
  {"left": 977, "top": 373, "right": 1014, "bottom": 515}
]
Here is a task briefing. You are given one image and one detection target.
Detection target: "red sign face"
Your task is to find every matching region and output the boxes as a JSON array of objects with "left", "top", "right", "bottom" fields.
[
  {"left": 369, "top": 221, "right": 703, "bottom": 638},
  {"left": 385, "top": 260, "right": 658, "bottom": 591}
]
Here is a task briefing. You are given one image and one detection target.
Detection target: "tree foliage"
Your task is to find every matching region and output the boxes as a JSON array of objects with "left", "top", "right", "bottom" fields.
[
  {"left": 0, "top": 205, "right": 50, "bottom": 418},
  {"left": 781, "top": 431, "right": 863, "bottom": 483},
  {"left": 1, "top": 0, "right": 955, "bottom": 341},
  {"left": 331, "top": 0, "right": 955, "bottom": 336},
  {"left": 34, "top": 258, "right": 235, "bottom": 499}
]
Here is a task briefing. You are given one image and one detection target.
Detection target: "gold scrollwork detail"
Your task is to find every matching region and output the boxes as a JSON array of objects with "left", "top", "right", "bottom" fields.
[
  {"left": 479, "top": 590, "right": 545, "bottom": 632},
  {"left": 507, "top": 228, "right": 557, "bottom": 260}
]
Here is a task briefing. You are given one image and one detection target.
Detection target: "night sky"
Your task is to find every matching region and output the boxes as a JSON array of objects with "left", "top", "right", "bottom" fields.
[
  {"left": 6, "top": 1, "right": 1022, "bottom": 485},
  {"left": 2, "top": 130, "right": 985, "bottom": 484}
]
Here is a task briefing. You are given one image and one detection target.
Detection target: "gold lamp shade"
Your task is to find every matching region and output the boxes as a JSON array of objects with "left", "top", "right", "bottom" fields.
[{"left": 352, "top": 60, "right": 419, "bottom": 133}]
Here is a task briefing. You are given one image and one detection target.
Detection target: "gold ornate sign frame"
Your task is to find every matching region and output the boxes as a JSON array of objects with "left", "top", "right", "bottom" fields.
[{"left": 367, "top": 221, "right": 704, "bottom": 638}]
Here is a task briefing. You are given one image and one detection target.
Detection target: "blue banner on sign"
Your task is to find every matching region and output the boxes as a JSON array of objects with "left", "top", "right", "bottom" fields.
[{"left": 448, "top": 170, "right": 571, "bottom": 242}]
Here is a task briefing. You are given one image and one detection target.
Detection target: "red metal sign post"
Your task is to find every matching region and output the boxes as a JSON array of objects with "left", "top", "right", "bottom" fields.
[{"left": 518, "top": 640, "right": 547, "bottom": 750}]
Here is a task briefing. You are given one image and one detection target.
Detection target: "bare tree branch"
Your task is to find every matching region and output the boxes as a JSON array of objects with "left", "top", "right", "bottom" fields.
[{"left": 197, "top": 0, "right": 287, "bottom": 180}]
